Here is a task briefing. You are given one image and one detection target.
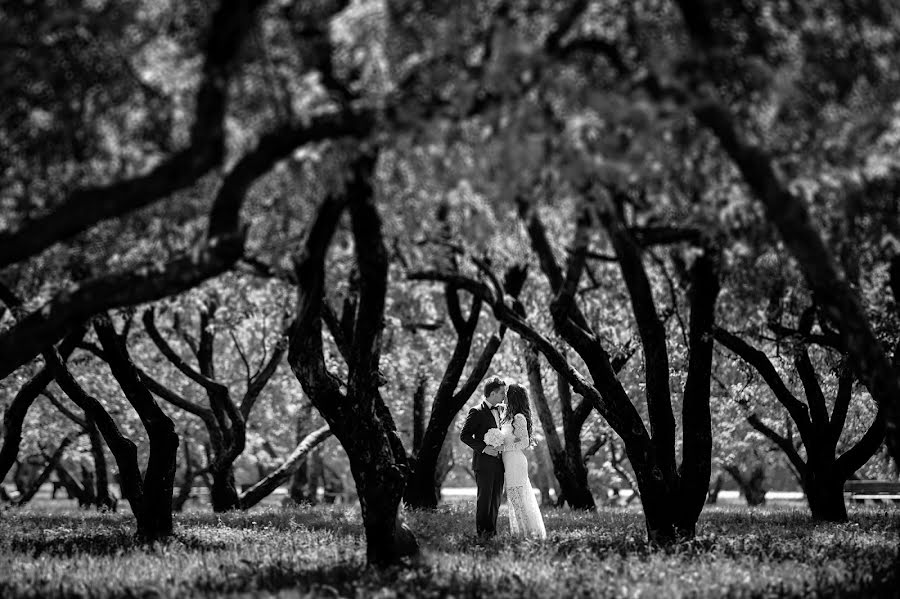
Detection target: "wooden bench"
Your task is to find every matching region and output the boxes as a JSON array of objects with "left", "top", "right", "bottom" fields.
[{"left": 844, "top": 480, "right": 900, "bottom": 505}]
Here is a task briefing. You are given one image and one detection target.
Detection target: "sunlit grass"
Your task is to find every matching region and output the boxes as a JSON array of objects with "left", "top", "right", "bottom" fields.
[{"left": 0, "top": 502, "right": 896, "bottom": 597}]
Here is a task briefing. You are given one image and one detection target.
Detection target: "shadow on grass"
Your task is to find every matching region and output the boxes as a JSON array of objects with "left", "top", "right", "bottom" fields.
[
  {"left": 7, "top": 529, "right": 233, "bottom": 558},
  {"left": 193, "top": 560, "right": 370, "bottom": 596}
]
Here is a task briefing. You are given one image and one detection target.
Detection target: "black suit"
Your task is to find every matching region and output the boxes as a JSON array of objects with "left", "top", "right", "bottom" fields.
[{"left": 460, "top": 402, "right": 504, "bottom": 536}]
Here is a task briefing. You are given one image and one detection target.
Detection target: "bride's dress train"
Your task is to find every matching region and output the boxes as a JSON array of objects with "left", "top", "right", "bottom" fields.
[{"left": 500, "top": 413, "right": 546, "bottom": 539}]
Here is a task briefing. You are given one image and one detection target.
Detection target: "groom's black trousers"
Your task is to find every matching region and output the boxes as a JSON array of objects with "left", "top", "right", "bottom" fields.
[{"left": 475, "top": 458, "right": 504, "bottom": 536}]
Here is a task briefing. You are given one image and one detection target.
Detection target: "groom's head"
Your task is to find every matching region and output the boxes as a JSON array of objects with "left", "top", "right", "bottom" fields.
[{"left": 483, "top": 376, "right": 507, "bottom": 406}]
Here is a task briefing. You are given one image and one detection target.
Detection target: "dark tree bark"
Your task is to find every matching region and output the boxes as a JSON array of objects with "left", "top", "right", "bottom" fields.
[
  {"left": 715, "top": 324, "right": 884, "bottom": 522},
  {"left": 42, "top": 387, "right": 116, "bottom": 511},
  {"left": 525, "top": 346, "right": 596, "bottom": 510},
  {"left": 540, "top": 198, "right": 721, "bottom": 540},
  {"left": 48, "top": 314, "right": 178, "bottom": 541},
  {"left": 288, "top": 154, "right": 418, "bottom": 566},
  {"left": 404, "top": 282, "right": 507, "bottom": 509},
  {"left": 140, "top": 302, "right": 286, "bottom": 512},
  {"left": 93, "top": 314, "right": 179, "bottom": 540},
  {"left": 411, "top": 375, "right": 427, "bottom": 457},
  {"left": 673, "top": 244, "right": 720, "bottom": 536}
]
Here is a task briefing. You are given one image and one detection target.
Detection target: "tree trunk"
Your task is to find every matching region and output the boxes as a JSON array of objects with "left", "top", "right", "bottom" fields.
[
  {"left": 434, "top": 433, "right": 454, "bottom": 495},
  {"left": 172, "top": 440, "right": 196, "bottom": 512},
  {"left": 239, "top": 425, "right": 331, "bottom": 510},
  {"left": 724, "top": 464, "right": 767, "bottom": 507},
  {"left": 288, "top": 157, "right": 418, "bottom": 565},
  {"left": 210, "top": 466, "right": 240, "bottom": 512},
  {"left": 80, "top": 464, "right": 97, "bottom": 507},
  {"left": 288, "top": 403, "right": 316, "bottom": 504},
  {"left": 12, "top": 436, "right": 75, "bottom": 505},
  {"left": 525, "top": 346, "right": 596, "bottom": 510},
  {"left": 404, "top": 376, "right": 439, "bottom": 508},
  {"left": 804, "top": 470, "right": 848, "bottom": 522},
  {"left": 86, "top": 416, "right": 115, "bottom": 510},
  {"left": 308, "top": 447, "right": 325, "bottom": 504},
  {"left": 404, "top": 458, "right": 440, "bottom": 509},
  {"left": 533, "top": 440, "right": 559, "bottom": 506},
  {"left": 130, "top": 416, "right": 179, "bottom": 542},
  {"left": 349, "top": 433, "right": 417, "bottom": 565},
  {"left": 93, "top": 314, "right": 180, "bottom": 542},
  {"left": 560, "top": 457, "right": 595, "bottom": 510},
  {"left": 623, "top": 438, "right": 679, "bottom": 544},
  {"left": 323, "top": 462, "right": 345, "bottom": 503},
  {"left": 0, "top": 329, "right": 83, "bottom": 484},
  {"left": 673, "top": 248, "right": 720, "bottom": 537},
  {"left": 288, "top": 459, "right": 312, "bottom": 503},
  {"left": 52, "top": 463, "right": 90, "bottom": 505},
  {"left": 706, "top": 472, "right": 724, "bottom": 504}
]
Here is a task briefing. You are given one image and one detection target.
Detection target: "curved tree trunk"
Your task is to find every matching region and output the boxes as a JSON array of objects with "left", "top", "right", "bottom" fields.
[
  {"left": 239, "top": 425, "right": 331, "bottom": 509},
  {"left": 288, "top": 157, "right": 419, "bottom": 566},
  {"left": 53, "top": 463, "right": 91, "bottom": 506},
  {"left": 404, "top": 280, "right": 508, "bottom": 509},
  {"left": 0, "top": 328, "right": 84, "bottom": 484},
  {"left": 10, "top": 436, "right": 75, "bottom": 506},
  {"left": 141, "top": 293, "right": 286, "bottom": 513},
  {"left": 49, "top": 314, "right": 179, "bottom": 542},
  {"left": 525, "top": 345, "right": 596, "bottom": 511},
  {"left": 95, "top": 316, "right": 179, "bottom": 542},
  {"left": 716, "top": 326, "right": 886, "bottom": 522}
]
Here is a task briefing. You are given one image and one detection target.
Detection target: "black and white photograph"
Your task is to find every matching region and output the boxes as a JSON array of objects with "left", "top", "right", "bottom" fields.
[{"left": 1, "top": 0, "right": 898, "bottom": 596}]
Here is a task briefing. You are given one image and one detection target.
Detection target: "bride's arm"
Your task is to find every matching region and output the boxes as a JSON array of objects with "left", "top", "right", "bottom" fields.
[{"left": 502, "top": 414, "right": 530, "bottom": 451}]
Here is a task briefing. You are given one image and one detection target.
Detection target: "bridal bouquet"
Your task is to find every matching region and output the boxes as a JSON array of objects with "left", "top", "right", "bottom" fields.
[{"left": 483, "top": 428, "right": 504, "bottom": 448}]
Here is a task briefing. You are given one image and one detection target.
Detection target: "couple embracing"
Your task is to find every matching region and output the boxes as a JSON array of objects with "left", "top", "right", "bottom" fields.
[{"left": 460, "top": 376, "right": 547, "bottom": 540}]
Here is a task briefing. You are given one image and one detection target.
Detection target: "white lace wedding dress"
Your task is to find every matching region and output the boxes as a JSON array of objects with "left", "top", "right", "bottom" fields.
[{"left": 500, "top": 413, "right": 547, "bottom": 539}]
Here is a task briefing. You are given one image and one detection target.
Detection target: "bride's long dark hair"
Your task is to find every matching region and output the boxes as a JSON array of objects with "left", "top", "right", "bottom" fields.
[{"left": 503, "top": 383, "right": 533, "bottom": 440}]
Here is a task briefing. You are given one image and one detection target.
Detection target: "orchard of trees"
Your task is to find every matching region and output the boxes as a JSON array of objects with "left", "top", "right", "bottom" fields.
[{"left": 1, "top": 0, "right": 899, "bottom": 567}]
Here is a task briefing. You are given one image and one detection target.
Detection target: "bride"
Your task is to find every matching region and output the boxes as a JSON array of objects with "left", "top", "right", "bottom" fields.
[{"left": 498, "top": 384, "right": 547, "bottom": 539}]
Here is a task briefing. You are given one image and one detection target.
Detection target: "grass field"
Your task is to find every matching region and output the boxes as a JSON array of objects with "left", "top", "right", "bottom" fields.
[{"left": 0, "top": 502, "right": 897, "bottom": 598}]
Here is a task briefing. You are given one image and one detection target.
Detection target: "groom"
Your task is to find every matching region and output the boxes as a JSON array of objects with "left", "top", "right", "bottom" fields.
[{"left": 460, "top": 375, "right": 507, "bottom": 539}]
